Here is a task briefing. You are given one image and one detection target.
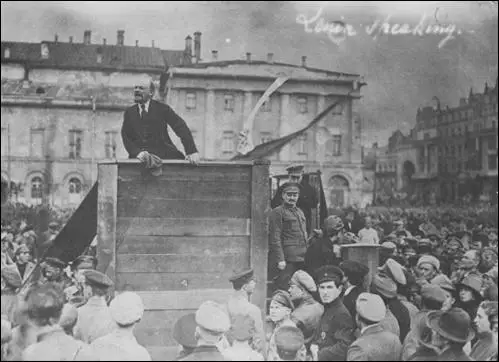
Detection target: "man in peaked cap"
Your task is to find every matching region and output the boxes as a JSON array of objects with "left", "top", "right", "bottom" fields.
[
  {"left": 311, "top": 265, "right": 354, "bottom": 361},
  {"left": 347, "top": 293, "right": 402, "bottom": 361},
  {"left": 223, "top": 268, "right": 265, "bottom": 354},
  {"left": 288, "top": 270, "right": 324, "bottom": 348},
  {"left": 90, "top": 291, "right": 151, "bottom": 361},
  {"left": 274, "top": 325, "right": 305, "bottom": 361},
  {"left": 73, "top": 270, "right": 116, "bottom": 344},
  {"left": 340, "top": 260, "right": 369, "bottom": 320},
  {"left": 39, "top": 257, "right": 72, "bottom": 292},
  {"left": 269, "top": 182, "right": 308, "bottom": 292},
  {"left": 182, "top": 301, "right": 230, "bottom": 361},
  {"left": 271, "top": 163, "right": 318, "bottom": 235}
]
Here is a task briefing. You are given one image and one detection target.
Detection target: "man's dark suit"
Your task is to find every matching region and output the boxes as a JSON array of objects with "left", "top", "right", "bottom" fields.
[{"left": 121, "top": 100, "right": 197, "bottom": 159}]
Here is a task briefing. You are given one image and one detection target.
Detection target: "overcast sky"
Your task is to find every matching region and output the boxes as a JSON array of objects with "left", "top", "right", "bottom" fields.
[{"left": 1, "top": 1, "right": 498, "bottom": 145}]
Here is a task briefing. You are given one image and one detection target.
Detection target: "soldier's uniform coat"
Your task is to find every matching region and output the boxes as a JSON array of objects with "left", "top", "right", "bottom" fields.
[
  {"left": 89, "top": 329, "right": 152, "bottom": 361},
  {"left": 347, "top": 323, "right": 402, "bottom": 361},
  {"left": 73, "top": 296, "right": 117, "bottom": 343}
]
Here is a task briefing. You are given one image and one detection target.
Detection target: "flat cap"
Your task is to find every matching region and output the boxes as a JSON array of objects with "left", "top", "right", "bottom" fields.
[
  {"left": 15, "top": 244, "right": 31, "bottom": 256},
  {"left": 421, "top": 284, "right": 447, "bottom": 304},
  {"left": 43, "top": 257, "right": 66, "bottom": 269},
  {"left": 417, "top": 255, "right": 440, "bottom": 271},
  {"left": 418, "top": 238, "right": 431, "bottom": 246},
  {"left": 381, "top": 241, "right": 397, "bottom": 250},
  {"left": 229, "top": 268, "right": 254, "bottom": 284},
  {"left": 371, "top": 274, "right": 397, "bottom": 299},
  {"left": 290, "top": 270, "right": 317, "bottom": 293},
  {"left": 356, "top": 292, "right": 386, "bottom": 323},
  {"left": 195, "top": 301, "right": 230, "bottom": 334},
  {"left": 285, "top": 163, "right": 304, "bottom": 173},
  {"left": 340, "top": 260, "right": 369, "bottom": 281},
  {"left": 381, "top": 258, "right": 407, "bottom": 286},
  {"left": 231, "top": 314, "right": 256, "bottom": 342},
  {"left": 458, "top": 274, "right": 483, "bottom": 295},
  {"left": 393, "top": 220, "right": 404, "bottom": 225},
  {"left": 431, "top": 274, "right": 455, "bottom": 293},
  {"left": 173, "top": 313, "right": 197, "bottom": 348},
  {"left": 82, "top": 270, "right": 113, "bottom": 289},
  {"left": 316, "top": 265, "right": 344, "bottom": 285},
  {"left": 71, "top": 255, "right": 97, "bottom": 270},
  {"left": 274, "top": 326, "right": 305, "bottom": 360},
  {"left": 271, "top": 290, "right": 294, "bottom": 310},
  {"left": 281, "top": 182, "right": 301, "bottom": 193},
  {"left": 110, "top": 291, "right": 144, "bottom": 326}
]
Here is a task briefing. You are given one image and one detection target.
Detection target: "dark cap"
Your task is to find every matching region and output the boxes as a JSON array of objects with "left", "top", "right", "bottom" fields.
[
  {"left": 173, "top": 313, "right": 197, "bottom": 348},
  {"left": 82, "top": 270, "right": 114, "bottom": 289},
  {"left": 43, "top": 257, "right": 67, "bottom": 269},
  {"left": 229, "top": 268, "right": 254, "bottom": 284},
  {"left": 71, "top": 255, "right": 97, "bottom": 270},
  {"left": 281, "top": 182, "right": 301, "bottom": 193},
  {"left": 316, "top": 265, "right": 344, "bottom": 285},
  {"left": 371, "top": 274, "right": 397, "bottom": 299},
  {"left": 275, "top": 326, "right": 305, "bottom": 360},
  {"left": 285, "top": 163, "right": 304, "bottom": 174},
  {"left": 340, "top": 261, "right": 369, "bottom": 281},
  {"left": 271, "top": 290, "right": 294, "bottom": 310},
  {"left": 48, "top": 222, "right": 59, "bottom": 230}
]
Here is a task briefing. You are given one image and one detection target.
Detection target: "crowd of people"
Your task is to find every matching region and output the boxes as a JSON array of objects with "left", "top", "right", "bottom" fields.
[{"left": 1, "top": 169, "right": 499, "bottom": 361}]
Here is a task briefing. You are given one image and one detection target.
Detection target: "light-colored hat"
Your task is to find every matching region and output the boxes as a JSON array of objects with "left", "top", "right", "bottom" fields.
[
  {"left": 380, "top": 258, "right": 407, "bottom": 286},
  {"left": 356, "top": 292, "right": 386, "bottom": 323},
  {"left": 110, "top": 291, "right": 144, "bottom": 326},
  {"left": 417, "top": 255, "right": 440, "bottom": 271},
  {"left": 274, "top": 326, "right": 305, "bottom": 360},
  {"left": 371, "top": 274, "right": 397, "bottom": 299},
  {"left": 290, "top": 270, "right": 317, "bottom": 293},
  {"left": 431, "top": 274, "right": 455, "bottom": 293},
  {"left": 421, "top": 284, "right": 447, "bottom": 304},
  {"left": 195, "top": 301, "right": 230, "bottom": 334}
]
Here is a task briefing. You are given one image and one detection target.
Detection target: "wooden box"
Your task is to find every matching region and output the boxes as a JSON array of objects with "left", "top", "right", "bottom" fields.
[{"left": 96, "top": 160, "right": 270, "bottom": 360}]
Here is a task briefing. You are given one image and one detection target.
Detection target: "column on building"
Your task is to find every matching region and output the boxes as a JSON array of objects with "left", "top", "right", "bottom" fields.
[
  {"left": 278, "top": 93, "right": 291, "bottom": 161},
  {"left": 204, "top": 89, "right": 216, "bottom": 159},
  {"left": 316, "top": 95, "right": 326, "bottom": 161}
]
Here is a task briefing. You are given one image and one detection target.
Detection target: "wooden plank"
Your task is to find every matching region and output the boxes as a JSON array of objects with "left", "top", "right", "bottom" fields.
[
  {"left": 118, "top": 163, "right": 252, "bottom": 182},
  {"left": 116, "top": 217, "right": 251, "bottom": 236},
  {"left": 250, "top": 160, "right": 271, "bottom": 317},
  {"left": 96, "top": 164, "right": 118, "bottom": 290},
  {"left": 116, "top": 272, "right": 234, "bottom": 291},
  {"left": 135, "top": 310, "right": 196, "bottom": 347},
  {"left": 117, "top": 179, "right": 250, "bottom": 201},
  {"left": 117, "top": 253, "right": 250, "bottom": 273},
  {"left": 117, "top": 198, "right": 250, "bottom": 219},
  {"left": 127, "top": 289, "right": 234, "bottom": 310},
  {"left": 117, "top": 235, "right": 250, "bottom": 255}
]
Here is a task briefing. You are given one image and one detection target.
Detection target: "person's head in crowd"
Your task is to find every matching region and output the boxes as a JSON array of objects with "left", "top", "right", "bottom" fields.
[
  {"left": 274, "top": 326, "right": 305, "bottom": 361},
  {"left": 71, "top": 255, "right": 97, "bottom": 282},
  {"left": 288, "top": 270, "right": 317, "bottom": 303},
  {"left": 345, "top": 209, "right": 355, "bottom": 223},
  {"left": 379, "top": 258, "right": 406, "bottom": 287},
  {"left": 229, "top": 268, "right": 256, "bottom": 296},
  {"left": 285, "top": 164, "right": 304, "bottom": 184},
  {"left": 426, "top": 308, "right": 475, "bottom": 354},
  {"left": 460, "top": 250, "right": 481, "bottom": 271},
  {"left": 25, "top": 283, "right": 65, "bottom": 328},
  {"left": 316, "top": 266, "right": 344, "bottom": 305},
  {"left": 230, "top": 314, "right": 257, "bottom": 347},
  {"left": 14, "top": 244, "right": 31, "bottom": 265},
  {"left": 470, "top": 233, "right": 488, "bottom": 251},
  {"left": 269, "top": 290, "right": 295, "bottom": 324},
  {"left": 81, "top": 270, "right": 114, "bottom": 301},
  {"left": 194, "top": 301, "right": 230, "bottom": 346},
  {"left": 41, "top": 257, "right": 67, "bottom": 282},
  {"left": 481, "top": 248, "right": 498, "bottom": 272},
  {"left": 173, "top": 313, "right": 197, "bottom": 358},
  {"left": 402, "top": 244, "right": 418, "bottom": 266},
  {"left": 417, "top": 239, "right": 433, "bottom": 256},
  {"left": 110, "top": 291, "right": 145, "bottom": 332},
  {"left": 457, "top": 274, "right": 483, "bottom": 305},
  {"left": 280, "top": 182, "right": 301, "bottom": 207},
  {"left": 363, "top": 216, "right": 373, "bottom": 229},
  {"left": 488, "top": 231, "right": 498, "bottom": 247},
  {"left": 340, "top": 260, "right": 369, "bottom": 290},
  {"left": 431, "top": 274, "right": 457, "bottom": 311},
  {"left": 420, "top": 284, "right": 447, "bottom": 311},
  {"left": 324, "top": 215, "right": 344, "bottom": 239},
  {"left": 58, "top": 303, "right": 78, "bottom": 336},
  {"left": 354, "top": 293, "right": 386, "bottom": 330},
  {"left": 417, "top": 255, "right": 440, "bottom": 282},
  {"left": 393, "top": 219, "right": 405, "bottom": 232},
  {"left": 370, "top": 274, "right": 397, "bottom": 304},
  {"left": 445, "top": 236, "right": 464, "bottom": 258},
  {"left": 474, "top": 301, "right": 498, "bottom": 335},
  {"left": 428, "top": 233, "right": 440, "bottom": 250}
]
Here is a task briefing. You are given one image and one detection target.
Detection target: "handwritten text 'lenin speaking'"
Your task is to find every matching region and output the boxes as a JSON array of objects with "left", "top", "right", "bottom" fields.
[{"left": 296, "top": 7, "right": 461, "bottom": 49}]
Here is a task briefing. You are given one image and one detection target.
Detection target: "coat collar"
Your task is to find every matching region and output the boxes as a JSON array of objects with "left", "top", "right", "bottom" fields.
[{"left": 360, "top": 323, "right": 383, "bottom": 337}]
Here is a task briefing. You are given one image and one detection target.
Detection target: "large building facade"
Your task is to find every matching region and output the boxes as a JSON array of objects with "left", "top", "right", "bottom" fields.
[
  {"left": 372, "top": 81, "right": 498, "bottom": 204},
  {"left": 1, "top": 31, "right": 369, "bottom": 208}
]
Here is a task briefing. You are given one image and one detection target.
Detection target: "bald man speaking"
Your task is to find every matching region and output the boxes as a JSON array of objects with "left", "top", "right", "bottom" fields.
[{"left": 121, "top": 80, "right": 200, "bottom": 170}]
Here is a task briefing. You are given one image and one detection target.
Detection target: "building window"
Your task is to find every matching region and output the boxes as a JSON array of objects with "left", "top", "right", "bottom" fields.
[
  {"left": 68, "top": 177, "right": 82, "bottom": 204},
  {"left": 489, "top": 155, "right": 497, "bottom": 170},
  {"left": 297, "top": 97, "right": 308, "bottom": 114},
  {"left": 30, "top": 176, "right": 43, "bottom": 201},
  {"left": 69, "top": 130, "right": 83, "bottom": 159},
  {"left": 260, "top": 132, "right": 273, "bottom": 145},
  {"left": 330, "top": 134, "right": 342, "bottom": 156},
  {"left": 186, "top": 92, "right": 197, "bottom": 110},
  {"left": 41, "top": 44, "right": 49, "bottom": 59},
  {"left": 297, "top": 134, "right": 308, "bottom": 155},
  {"left": 224, "top": 94, "right": 234, "bottom": 111},
  {"left": 105, "top": 131, "right": 117, "bottom": 159},
  {"left": 222, "top": 131, "right": 234, "bottom": 154},
  {"left": 30, "top": 129, "right": 45, "bottom": 158}
]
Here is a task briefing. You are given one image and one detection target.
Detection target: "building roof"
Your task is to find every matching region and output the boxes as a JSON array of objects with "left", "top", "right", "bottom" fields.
[{"left": 1, "top": 41, "right": 185, "bottom": 72}]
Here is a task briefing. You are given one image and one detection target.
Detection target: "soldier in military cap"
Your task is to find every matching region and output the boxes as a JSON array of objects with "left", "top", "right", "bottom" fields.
[
  {"left": 269, "top": 182, "right": 308, "bottom": 291},
  {"left": 310, "top": 265, "right": 354, "bottom": 361},
  {"left": 271, "top": 164, "right": 318, "bottom": 235},
  {"left": 73, "top": 270, "right": 116, "bottom": 344},
  {"left": 39, "top": 257, "right": 72, "bottom": 292},
  {"left": 224, "top": 268, "right": 265, "bottom": 354},
  {"left": 339, "top": 260, "right": 370, "bottom": 320}
]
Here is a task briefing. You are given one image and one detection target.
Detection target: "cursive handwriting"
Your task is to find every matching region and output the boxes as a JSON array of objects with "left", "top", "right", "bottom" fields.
[{"left": 296, "top": 7, "right": 460, "bottom": 49}]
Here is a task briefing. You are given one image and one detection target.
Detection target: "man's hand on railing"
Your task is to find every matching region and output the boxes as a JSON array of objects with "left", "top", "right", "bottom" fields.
[{"left": 186, "top": 152, "right": 200, "bottom": 165}]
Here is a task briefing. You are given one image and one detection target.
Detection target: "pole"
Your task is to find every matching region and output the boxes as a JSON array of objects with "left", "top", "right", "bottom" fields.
[{"left": 91, "top": 96, "right": 97, "bottom": 183}]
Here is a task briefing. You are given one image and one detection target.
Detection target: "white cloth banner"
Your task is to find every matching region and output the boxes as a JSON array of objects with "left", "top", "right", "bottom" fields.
[{"left": 236, "top": 76, "right": 290, "bottom": 155}]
